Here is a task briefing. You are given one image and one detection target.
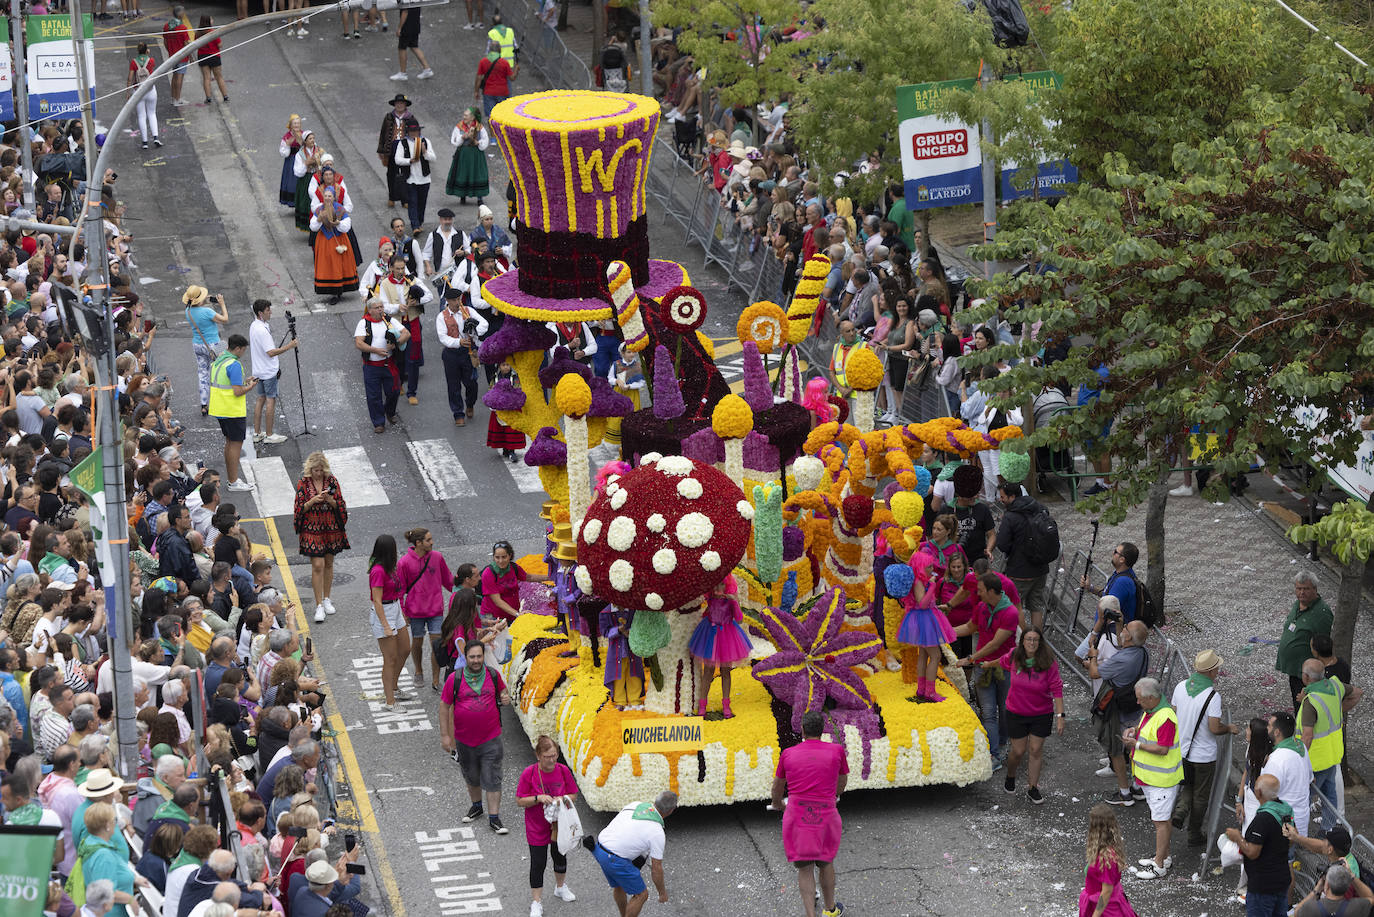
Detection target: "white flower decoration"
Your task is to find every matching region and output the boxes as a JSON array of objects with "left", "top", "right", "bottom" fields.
[
  {"left": 736, "top": 500, "right": 755, "bottom": 521},
  {"left": 607, "top": 515, "right": 637, "bottom": 552},
  {"left": 581, "top": 518, "right": 603, "bottom": 544},
  {"left": 641, "top": 452, "right": 662, "bottom": 464},
  {"left": 610, "top": 488, "right": 629, "bottom": 510},
  {"left": 609, "top": 559, "right": 634, "bottom": 592},
  {"left": 793, "top": 455, "right": 825, "bottom": 492},
  {"left": 606, "top": 481, "right": 620, "bottom": 496},
  {"left": 677, "top": 478, "right": 703, "bottom": 499},
  {"left": 700, "top": 551, "right": 721, "bottom": 571},
  {"left": 655, "top": 456, "right": 694, "bottom": 477},
  {"left": 675, "top": 512, "right": 714, "bottom": 548},
  {"left": 652, "top": 548, "right": 677, "bottom": 575},
  {"left": 645, "top": 592, "right": 664, "bottom": 610},
  {"left": 574, "top": 565, "right": 593, "bottom": 594},
  {"left": 646, "top": 513, "right": 666, "bottom": 533}
]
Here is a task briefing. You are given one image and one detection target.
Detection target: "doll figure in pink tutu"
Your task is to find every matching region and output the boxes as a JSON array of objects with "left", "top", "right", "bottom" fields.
[
  {"left": 689, "top": 573, "right": 752, "bottom": 718},
  {"left": 894, "top": 550, "right": 956, "bottom": 702}
]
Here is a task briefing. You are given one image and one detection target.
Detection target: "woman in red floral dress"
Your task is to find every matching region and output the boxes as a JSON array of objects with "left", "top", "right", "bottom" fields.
[{"left": 293, "top": 451, "right": 349, "bottom": 624}]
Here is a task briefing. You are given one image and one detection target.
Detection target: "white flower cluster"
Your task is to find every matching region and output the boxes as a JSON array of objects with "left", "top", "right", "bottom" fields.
[
  {"left": 607, "top": 516, "right": 637, "bottom": 551},
  {"left": 609, "top": 558, "right": 634, "bottom": 592},
  {"left": 675, "top": 512, "right": 714, "bottom": 548}
]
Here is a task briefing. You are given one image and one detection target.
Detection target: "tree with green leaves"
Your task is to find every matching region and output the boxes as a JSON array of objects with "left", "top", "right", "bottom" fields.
[
  {"left": 1290, "top": 497, "right": 1374, "bottom": 664},
  {"left": 969, "top": 64, "right": 1374, "bottom": 610}
]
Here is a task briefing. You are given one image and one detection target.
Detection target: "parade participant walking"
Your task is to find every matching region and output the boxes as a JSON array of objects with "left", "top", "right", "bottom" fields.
[
  {"left": 475, "top": 44, "right": 518, "bottom": 118},
  {"left": 390, "top": 0, "right": 435, "bottom": 81},
  {"left": 1123, "top": 677, "right": 1181, "bottom": 879},
  {"left": 772, "top": 711, "right": 847, "bottom": 917},
  {"left": 1170, "top": 649, "right": 1239, "bottom": 848},
  {"left": 471, "top": 204, "right": 513, "bottom": 260},
  {"left": 162, "top": 5, "right": 193, "bottom": 106},
  {"left": 367, "top": 252, "right": 426, "bottom": 317},
  {"left": 488, "top": 362, "right": 525, "bottom": 459},
  {"left": 1300, "top": 656, "right": 1357, "bottom": 828},
  {"left": 516, "top": 735, "right": 578, "bottom": 916},
  {"left": 481, "top": 541, "right": 527, "bottom": 622},
  {"left": 986, "top": 627, "right": 1063, "bottom": 804},
  {"left": 183, "top": 285, "right": 227, "bottom": 416},
  {"left": 126, "top": 43, "right": 160, "bottom": 149},
  {"left": 1225, "top": 774, "right": 1292, "bottom": 917},
  {"left": 293, "top": 131, "right": 326, "bottom": 233},
  {"left": 279, "top": 115, "right": 304, "bottom": 206},
  {"left": 441, "top": 640, "right": 510, "bottom": 833},
  {"left": 422, "top": 209, "right": 469, "bottom": 292},
  {"left": 437, "top": 287, "right": 487, "bottom": 426},
  {"left": 1079, "top": 804, "right": 1137, "bottom": 917},
  {"left": 447, "top": 110, "right": 490, "bottom": 205},
  {"left": 248, "top": 299, "right": 297, "bottom": 445},
  {"left": 197, "top": 15, "right": 229, "bottom": 104},
  {"left": 378, "top": 95, "right": 416, "bottom": 208},
  {"left": 208, "top": 335, "right": 257, "bottom": 493},
  {"left": 354, "top": 298, "right": 410, "bottom": 434},
  {"left": 367, "top": 535, "right": 411, "bottom": 707},
  {"left": 395, "top": 121, "right": 438, "bottom": 234},
  {"left": 1276, "top": 571, "right": 1333, "bottom": 711},
  {"left": 590, "top": 792, "right": 676, "bottom": 917},
  {"left": 952, "top": 573, "right": 1019, "bottom": 768},
  {"left": 396, "top": 528, "right": 453, "bottom": 692},
  {"left": 310, "top": 189, "right": 359, "bottom": 303},
  {"left": 293, "top": 452, "right": 348, "bottom": 623}
]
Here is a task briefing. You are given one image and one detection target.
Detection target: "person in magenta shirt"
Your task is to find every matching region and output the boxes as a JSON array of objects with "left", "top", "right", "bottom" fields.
[
  {"left": 367, "top": 535, "right": 410, "bottom": 708},
  {"left": 983, "top": 627, "right": 1064, "bottom": 804},
  {"left": 516, "top": 735, "right": 579, "bottom": 916},
  {"left": 480, "top": 540, "right": 537, "bottom": 622},
  {"left": 1079, "top": 804, "right": 1137, "bottom": 916},
  {"left": 935, "top": 551, "right": 979, "bottom": 658},
  {"left": 395, "top": 527, "right": 454, "bottom": 692},
  {"left": 441, "top": 640, "right": 510, "bottom": 834},
  {"left": 952, "top": 573, "right": 1021, "bottom": 766},
  {"left": 772, "top": 711, "right": 849, "bottom": 917}
]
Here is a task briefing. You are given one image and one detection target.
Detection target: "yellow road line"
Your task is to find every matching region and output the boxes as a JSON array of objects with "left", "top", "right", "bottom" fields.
[{"left": 246, "top": 517, "right": 407, "bottom": 917}]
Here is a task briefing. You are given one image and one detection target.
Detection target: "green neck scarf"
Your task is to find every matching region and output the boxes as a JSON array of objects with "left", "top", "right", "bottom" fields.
[
  {"left": 1275, "top": 736, "right": 1307, "bottom": 758},
  {"left": 1184, "top": 673, "right": 1214, "bottom": 697},
  {"left": 463, "top": 665, "right": 487, "bottom": 695},
  {"left": 1258, "top": 798, "right": 1294, "bottom": 824},
  {"left": 171, "top": 850, "right": 201, "bottom": 871},
  {"left": 1306, "top": 677, "right": 1340, "bottom": 698},
  {"left": 7, "top": 801, "right": 42, "bottom": 825},
  {"left": 631, "top": 802, "right": 663, "bottom": 826}
]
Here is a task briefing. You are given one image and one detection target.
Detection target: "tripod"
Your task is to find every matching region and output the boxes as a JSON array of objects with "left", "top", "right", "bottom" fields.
[{"left": 283, "top": 310, "right": 313, "bottom": 437}]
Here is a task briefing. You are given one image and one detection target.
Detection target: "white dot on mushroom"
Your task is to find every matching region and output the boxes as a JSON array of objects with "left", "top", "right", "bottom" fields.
[
  {"left": 607, "top": 516, "right": 637, "bottom": 552},
  {"left": 652, "top": 548, "right": 677, "bottom": 575},
  {"left": 581, "top": 518, "right": 603, "bottom": 544},
  {"left": 677, "top": 478, "right": 703, "bottom": 500},
  {"left": 610, "top": 489, "right": 629, "bottom": 510}
]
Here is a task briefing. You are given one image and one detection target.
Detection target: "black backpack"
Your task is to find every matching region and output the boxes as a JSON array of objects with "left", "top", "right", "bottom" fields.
[
  {"left": 1127, "top": 570, "right": 1161, "bottom": 628},
  {"left": 1018, "top": 502, "right": 1060, "bottom": 566}
]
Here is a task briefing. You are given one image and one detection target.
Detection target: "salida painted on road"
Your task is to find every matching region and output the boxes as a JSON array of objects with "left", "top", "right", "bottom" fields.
[
  {"left": 352, "top": 656, "right": 432, "bottom": 734},
  {"left": 416, "top": 827, "right": 501, "bottom": 914}
]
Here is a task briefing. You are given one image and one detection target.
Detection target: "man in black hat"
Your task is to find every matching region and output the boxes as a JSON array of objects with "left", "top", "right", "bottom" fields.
[
  {"left": 422, "top": 208, "right": 470, "bottom": 295},
  {"left": 377, "top": 94, "right": 417, "bottom": 208},
  {"left": 435, "top": 286, "right": 487, "bottom": 426}
]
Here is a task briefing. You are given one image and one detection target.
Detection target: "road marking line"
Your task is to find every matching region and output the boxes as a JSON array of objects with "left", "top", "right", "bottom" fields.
[
  {"left": 325, "top": 446, "right": 389, "bottom": 507},
  {"left": 311, "top": 369, "right": 359, "bottom": 433},
  {"left": 503, "top": 452, "right": 545, "bottom": 493},
  {"left": 250, "top": 517, "right": 405, "bottom": 917},
  {"left": 242, "top": 455, "right": 296, "bottom": 517},
  {"left": 406, "top": 439, "right": 476, "bottom": 500}
]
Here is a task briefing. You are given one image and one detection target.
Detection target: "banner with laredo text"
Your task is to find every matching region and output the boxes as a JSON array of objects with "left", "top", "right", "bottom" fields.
[
  {"left": 896, "top": 78, "right": 982, "bottom": 211},
  {"left": 26, "top": 15, "right": 95, "bottom": 120},
  {"left": 0, "top": 826, "right": 61, "bottom": 917},
  {"left": 621, "top": 716, "right": 707, "bottom": 753},
  {"left": 998, "top": 70, "right": 1078, "bottom": 202},
  {"left": 0, "top": 23, "right": 14, "bottom": 122}
]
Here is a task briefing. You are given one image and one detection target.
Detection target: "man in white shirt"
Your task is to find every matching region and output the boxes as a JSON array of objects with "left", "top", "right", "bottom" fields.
[
  {"left": 1262, "top": 710, "right": 1314, "bottom": 835},
  {"left": 1169, "top": 649, "right": 1239, "bottom": 848},
  {"left": 590, "top": 791, "right": 675, "bottom": 917},
  {"left": 436, "top": 287, "right": 488, "bottom": 426},
  {"left": 393, "top": 120, "right": 437, "bottom": 234},
  {"left": 248, "top": 300, "right": 299, "bottom": 445},
  {"left": 186, "top": 479, "right": 220, "bottom": 544},
  {"left": 422, "top": 208, "right": 469, "bottom": 289},
  {"left": 354, "top": 299, "right": 411, "bottom": 434}
]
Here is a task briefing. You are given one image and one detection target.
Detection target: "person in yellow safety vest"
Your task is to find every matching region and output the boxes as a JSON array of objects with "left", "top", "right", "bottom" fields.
[
  {"left": 1123, "top": 677, "right": 1181, "bottom": 880},
  {"left": 208, "top": 334, "right": 258, "bottom": 494},
  {"left": 487, "top": 10, "right": 515, "bottom": 62},
  {"left": 1300, "top": 657, "right": 1362, "bottom": 829},
  {"left": 827, "top": 320, "right": 866, "bottom": 399}
]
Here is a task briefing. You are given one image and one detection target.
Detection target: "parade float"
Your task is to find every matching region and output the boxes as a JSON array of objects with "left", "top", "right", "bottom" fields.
[{"left": 480, "top": 90, "right": 1024, "bottom": 810}]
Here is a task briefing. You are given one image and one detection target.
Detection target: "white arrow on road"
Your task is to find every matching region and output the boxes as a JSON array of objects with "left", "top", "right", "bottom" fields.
[{"left": 375, "top": 786, "right": 435, "bottom": 796}]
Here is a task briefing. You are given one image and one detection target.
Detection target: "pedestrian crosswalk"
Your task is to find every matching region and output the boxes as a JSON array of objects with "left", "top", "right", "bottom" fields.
[
  {"left": 709, "top": 336, "right": 811, "bottom": 395},
  {"left": 241, "top": 438, "right": 547, "bottom": 518}
]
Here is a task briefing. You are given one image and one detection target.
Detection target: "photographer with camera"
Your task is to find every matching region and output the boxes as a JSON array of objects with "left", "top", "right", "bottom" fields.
[
  {"left": 436, "top": 287, "right": 488, "bottom": 427},
  {"left": 354, "top": 299, "right": 410, "bottom": 434},
  {"left": 249, "top": 300, "right": 298, "bottom": 446}
]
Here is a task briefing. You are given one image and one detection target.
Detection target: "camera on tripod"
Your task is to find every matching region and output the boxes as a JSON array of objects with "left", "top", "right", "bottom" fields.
[{"left": 285, "top": 309, "right": 298, "bottom": 337}]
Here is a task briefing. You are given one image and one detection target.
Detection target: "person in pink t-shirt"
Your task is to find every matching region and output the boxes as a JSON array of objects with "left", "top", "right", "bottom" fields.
[
  {"left": 395, "top": 527, "right": 454, "bottom": 692},
  {"left": 516, "top": 735, "right": 579, "bottom": 915},
  {"left": 772, "top": 711, "right": 849, "bottom": 917},
  {"left": 441, "top": 641, "right": 510, "bottom": 833},
  {"left": 367, "top": 535, "right": 410, "bottom": 708},
  {"left": 983, "top": 628, "right": 1064, "bottom": 805}
]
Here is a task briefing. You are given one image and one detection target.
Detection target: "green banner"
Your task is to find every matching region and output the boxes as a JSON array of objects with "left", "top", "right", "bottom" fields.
[
  {"left": 69, "top": 446, "right": 103, "bottom": 500},
  {"left": 0, "top": 826, "right": 60, "bottom": 917}
]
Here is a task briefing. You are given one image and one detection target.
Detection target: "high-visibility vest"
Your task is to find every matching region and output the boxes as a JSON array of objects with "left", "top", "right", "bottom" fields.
[
  {"left": 1132, "top": 704, "right": 1182, "bottom": 788},
  {"left": 1305, "top": 679, "right": 1346, "bottom": 772},
  {"left": 830, "top": 342, "right": 863, "bottom": 388},
  {"left": 208, "top": 352, "right": 246, "bottom": 418},
  {"left": 487, "top": 24, "right": 515, "bottom": 61}
]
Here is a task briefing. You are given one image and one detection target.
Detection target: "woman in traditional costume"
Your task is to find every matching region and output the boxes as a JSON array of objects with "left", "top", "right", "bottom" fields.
[
  {"left": 309, "top": 188, "right": 358, "bottom": 304},
  {"left": 446, "top": 108, "right": 490, "bottom": 205},
  {"left": 278, "top": 114, "right": 303, "bottom": 206}
]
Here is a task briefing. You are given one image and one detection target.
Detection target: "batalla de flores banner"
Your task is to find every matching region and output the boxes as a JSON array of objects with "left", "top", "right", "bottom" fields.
[
  {"left": 0, "top": 826, "right": 61, "bottom": 917},
  {"left": 896, "top": 71, "right": 1076, "bottom": 212},
  {"left": 26, "top": 15, "right": 97, "bottom": 120}
]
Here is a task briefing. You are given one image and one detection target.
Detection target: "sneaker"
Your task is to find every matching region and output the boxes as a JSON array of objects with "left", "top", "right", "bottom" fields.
[
  {"left": 1082, "top": 482, "right": 1108, "bottom": 496},
  {"left": 1095, "top": 764, "right": 1115, "bottom": 777},
  {"left": 227, "top": 479, "right": 254, "bottom": 492},
  {"left": 314, "top": 606, "right": 326, "bottom": 623},
  {"left": 1130, "top": 786, "right": 1146, "bottom": 801},
  {"left": 822, "top": 905, "right": 845, "bottom": 917},
  {"left": 1099, "top": 757, "right": 1109, "bottom": 766},
  {"left": 171, "top": 98, "right": 186, "bottom": 106},
  {"left": 417, "top": 68, "right": 434, "bottom": 80},
  {"left": 462, "top": 21, "right": 474, "bottom": 29},
  {"left": 489, "top": 816, "right": 509, "bottom": 835},
  {"left": 990, "top": 754, "right": 1004, "bottom": 773},
  {"left": 252, "top": 431, "right": 265, "bottom": 442},
  {"left": 323, "top": 598, "right": 337, "bottom": 615},
  {"left": 529, "top": 903, "right": 542, "bottom": 917},
  {"left": 381, "top": 21, "right": 388, "bottom": 30},
  {"left": 1132, "top": 860, "right": 1170, "bottom": 880},
  {"left": 1105, "top": 790, "right": 1135, "bottom": 807},
  {"left": 1169, "top": 484, "right": 1196, "bottom": 497},
  {"left": 364, "top": 23, "right": 377, "bottom": 31},
  {"left": 352, "top": 29, "right": 360, "bottom": 38},
  {"left": 1027, "top": 786, "right": 1044, "bottom": 805},
  {"left": 1003, "top": 775, "right": 1015, "bottom": 795},
  {"left": 462, "top": 803, "right": 483, "bottom": 823},
  {"left": 296, "top": 25, "right": 308, "bottom": 35},
  {"left": 393, "top": 689, "right": 414, "bottom": 701},
  {"left": 285, "top": 27, "right": 295, "bottom": 36},
  {"left": 141, "top": 141, "right": 149, "bottom": 150},
  {"left": 264, "top": 433, "right": 287, "bottom": 444},
  {"left": 342, "top": 31, "right": 351, "bottom": 38},
  {"left": 553, "top": 885, "right": 575, "bottom": 902},
  {"left": 153, "top": 137, "right": 162, "bottom": 147}
]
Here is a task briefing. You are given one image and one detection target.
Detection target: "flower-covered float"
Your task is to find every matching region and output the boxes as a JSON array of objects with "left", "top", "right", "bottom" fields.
[{"left": 481, "top": 90, "right": 1025, "bottom": 810}]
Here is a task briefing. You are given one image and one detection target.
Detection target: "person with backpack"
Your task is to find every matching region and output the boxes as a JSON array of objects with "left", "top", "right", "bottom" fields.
[
  {"left": 1168, "top": 650, "right": 1242, "bottom": 848},
  {"left": 994, "top": 481, "right": 1058, "bottom": 631},
  {"left": 1079, "top": 541, "right": 1149, "bottom": 625},
  {"left": 1084, "top": 620, "right": 1149, "bottom": 809}
]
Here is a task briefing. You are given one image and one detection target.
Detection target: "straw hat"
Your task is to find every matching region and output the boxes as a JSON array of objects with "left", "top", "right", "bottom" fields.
[
  {"left": 78, "top": 768, "right": 133, "bottom": 798},
  {"left": 1194, "top": 649, "right": 1223, "bottom": 672},
  {"left": 181, "top": 285, "right": 208, "bottom": 306}
]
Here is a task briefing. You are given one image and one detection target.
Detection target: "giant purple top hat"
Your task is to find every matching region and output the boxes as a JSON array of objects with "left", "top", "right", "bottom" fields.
[{"left": 481, "top": 90, "right": 689, "bottom": 322}]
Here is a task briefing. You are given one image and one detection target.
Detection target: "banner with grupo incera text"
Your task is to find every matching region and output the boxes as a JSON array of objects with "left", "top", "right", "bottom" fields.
[{"left": 896, "top": 77, "right": 983, "bottom": 211}]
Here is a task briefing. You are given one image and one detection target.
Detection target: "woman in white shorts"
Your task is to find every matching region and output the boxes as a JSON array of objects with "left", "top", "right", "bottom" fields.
[{"left": 367, "top": 534, "right": 412, "bottom": 708}]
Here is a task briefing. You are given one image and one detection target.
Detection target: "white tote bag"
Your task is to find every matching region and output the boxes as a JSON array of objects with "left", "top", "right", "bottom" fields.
[{"left": 555, "top": 798, "right": 584, "bottom": 855}]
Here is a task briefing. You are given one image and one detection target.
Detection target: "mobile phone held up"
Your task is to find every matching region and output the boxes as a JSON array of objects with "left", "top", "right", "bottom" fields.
[
  {"left": 345, "top": 833, "right": 357, "bottom": 853},
  {"left": 346, "top": 864, "right": 366, "bottom": 875}
]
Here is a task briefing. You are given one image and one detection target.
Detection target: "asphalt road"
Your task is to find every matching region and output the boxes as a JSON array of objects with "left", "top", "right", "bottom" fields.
[{"left": 95, "top": 4, "right": 1239, "bottom": 914}]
